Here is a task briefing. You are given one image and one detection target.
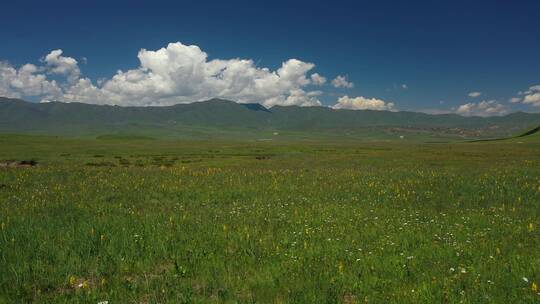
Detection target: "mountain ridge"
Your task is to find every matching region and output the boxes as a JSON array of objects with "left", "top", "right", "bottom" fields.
[{"left": 1, "top": 97, "right": 539, "bottom": 139}]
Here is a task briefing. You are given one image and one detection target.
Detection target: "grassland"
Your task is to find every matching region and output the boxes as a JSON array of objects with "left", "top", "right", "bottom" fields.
[{"left": 0, "top": 134, "right": 539, "bottom": 303}]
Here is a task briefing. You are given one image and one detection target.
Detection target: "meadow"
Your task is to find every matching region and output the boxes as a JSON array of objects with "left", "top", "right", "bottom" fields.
[{"left": 0, "top": 134, "right": 539, "bottom": 303}]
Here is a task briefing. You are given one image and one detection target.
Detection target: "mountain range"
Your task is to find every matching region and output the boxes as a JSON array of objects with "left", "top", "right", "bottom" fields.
[{"left": 1, "top": 97, "right": 539, "bottom": 141}]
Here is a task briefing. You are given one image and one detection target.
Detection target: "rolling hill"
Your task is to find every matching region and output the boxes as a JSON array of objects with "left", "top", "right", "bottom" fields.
[{"left": 1, "top": 97, "right": 539, "bottom": 140}]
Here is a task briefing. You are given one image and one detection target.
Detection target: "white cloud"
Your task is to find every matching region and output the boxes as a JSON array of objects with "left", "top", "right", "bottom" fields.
[
  {"left": 455, "top": 100, "right": 508, "bottom": 117},
  {"left": 524, "top": 85, "right": 540, "bottom": 94},
  {"left": 522, "top": 85, "right": 540, "bottom": 107},
  {"left": 401, "top": 84, "right": 408, "bottom": 89},
  {"left": 523, "top": 93, "right": 540, "bottom": 106},
  {"left": 43, "top": 49, "right": 81, "bottom": 83},
  {"left": 0, "top": 42, "right": 330, "bottom": 108},
  {"left": 273, "top": 89, "right": 323, "bottom": 107},
  {"left": 61, "top": 77, "right": 107, "bottom": 104},
  {"left": 90, "top": 43, "right": 323, "bottom": 107},
  {"left": 332, "top": 95, "right": 397, "bottom": 111},
  {"left": 468, "top": 91, "right": 481, "bottom": 98},
  {"left": 0, "top": 61, "right": 62, "bottom": 99},
  {"left": 331, "top": 75, "right": 354, "bottom": 88},
  {"left": 510, "top": 85, "right": 540, "bottom": 107},
  {"left": 310, "top": 73, "right": 326, "bottom": 85}
]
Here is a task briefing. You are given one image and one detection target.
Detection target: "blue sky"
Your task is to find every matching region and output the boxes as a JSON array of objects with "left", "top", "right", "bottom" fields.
[{"left": 1, "top": 0, "right": 539, "bottom": 115}]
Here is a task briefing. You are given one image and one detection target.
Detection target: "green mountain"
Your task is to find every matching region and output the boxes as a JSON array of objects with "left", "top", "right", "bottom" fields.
[{"left": 1, "top": 97, "right": 539, "bottom": 140}]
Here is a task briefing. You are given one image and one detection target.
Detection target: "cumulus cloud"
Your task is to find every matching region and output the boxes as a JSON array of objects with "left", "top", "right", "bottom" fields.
[
  {"left": 332, "top": 95, "right": 397, "bottom": 111},
  {"left": 455, "top": 100, "right": 508, "bottom": 117},
  {"left": 510, "top": 85, "right": 540, "bottom": 107},
  {"left": 43, "top": 49, "right": 81, "bottom": 83},
  {"left": 521, "top": 85, "right": 540, "bottom": 107},
  {"left": 310, "top": 73, "right": 326, "bottom": 85},
  {"left": 89, "top": 43, "right": 322, "bottom": 107},
  {"left": 331, "top": 75, "right": 354, "bottom": 88},
  {"left": 523, "top": 93, "right": 540, "bottom": 106},
  {"left": 519, "top": 85, "right": 540, "bottom": 95},
  {"left": 0, "top": 61, "right": 62, "bottom": 99},
  {"left": 468, "top": 91, "right": 481, "bottom": 98},
  {"left": 0, "top": 42, "right": 330, "bottom": 107}
]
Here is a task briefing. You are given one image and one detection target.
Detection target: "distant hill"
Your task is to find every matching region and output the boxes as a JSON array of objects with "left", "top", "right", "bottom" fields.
[{"left": 1, "top": 97, "right": 539, "bottom": 140}]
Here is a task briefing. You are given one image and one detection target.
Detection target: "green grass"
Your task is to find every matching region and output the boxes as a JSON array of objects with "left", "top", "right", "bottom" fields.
[{"left": 0, "top": 134, "right": 539, "bottom": 303}]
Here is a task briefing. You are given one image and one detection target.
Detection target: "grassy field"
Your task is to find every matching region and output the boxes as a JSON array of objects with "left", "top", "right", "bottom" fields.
[{"left": 0, "top": 134, "right": 539, "bottom": 303}]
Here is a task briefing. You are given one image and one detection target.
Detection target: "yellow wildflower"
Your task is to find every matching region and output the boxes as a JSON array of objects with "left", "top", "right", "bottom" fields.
[{"left": 69, "top": 276, "right": 77, "bottom": 286}]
